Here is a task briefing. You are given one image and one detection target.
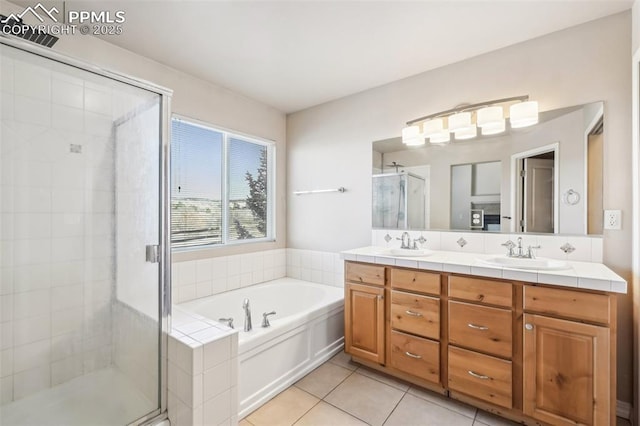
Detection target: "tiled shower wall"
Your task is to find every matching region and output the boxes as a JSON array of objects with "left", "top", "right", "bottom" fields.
[{"left": 0, "top": 52, "right": 115, "bottom": 403}]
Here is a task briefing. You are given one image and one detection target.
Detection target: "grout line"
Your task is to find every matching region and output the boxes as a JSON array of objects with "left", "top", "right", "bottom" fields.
[
  {"left": 321, "top": 398, "right": 372, "bottom": 425},
  {"left": 381, "top": 390, "right": 408, "bottom": 425}
]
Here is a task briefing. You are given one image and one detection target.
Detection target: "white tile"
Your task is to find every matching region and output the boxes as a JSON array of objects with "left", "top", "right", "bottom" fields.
[
  {"left": 536, "top": 273, "right": 578, "bottom": 288},
  {"left": 263, "top": 251, "right": 275, "bottom": 269},
  {"left": 1, "top": 56, "right": 14, "bottom": 93},
  {"left": 0, "top": 348, "right": 13, "bottom": 378},
  {"left": 52, "top": 78, "right": 83, "bottom": 109},
  {"left": 13, "top": 289, "right": 50, "bottom": 319},
  {"left": 51, "top": 284, "right": 83, "bottom": 311},
  {"left": 395, "top": 259, "right": 418, "bottom": 269},
  {"left": 13, "top": 340, "right": 50, "bottom": 373},
  {"left": 0, "top": 322, "right": 13, "bottom": 350},
  {"left": 300, "top": 268, "right": 312, "bottom": 282},
  {"left": 226, "top": 275, "right": 240, "bottom": 291},
  {"left": 0, "top": 294, "right": 13, "bottom": 323},
  {"left": 212, "top": 257, "right": 227, "bottom": 279},
  {"left": 14, "top": 95, "right": 50, "bottom": 127},
  {"left": 196, "top": 259, "right": 213, "bottom": 283},
  {"left": 483, "top": 233, "right": 512, "bottom": 255},
  {"left": 440, "top": 233, "right": 461, "bottom": 251},
  {"left": 203, "top": 389, "right": 231, "bottom": 425},
  {"left": 322, "top": 253, "right": 335, "bottom": 273},
  {"left": 84, "top": 111, "right": 113, "bottom": 137},
  {"left": 240, "top": 273, "right": 252, "bottom": 287},
  {"left": 311, "top": 269, "right": 323, "bottom": 284},
  {"left": 52, "top": 105, "right": 85, "bottom": 132},
  {"left": 177, "top": 261, "right": 197, "bottom": 287},
  {"left": 196, "top": 281, "right": 212, "bottom": 298},
  {"left": 311, "top": 251, "right": 323, "bottom": 270},
  {"left": 322, "top": 270, "right": 336, "bottom": 286},
  {"left": 52, "top": 237, "right": 85, "bottom": 263},
  {"left": 204, "top": 359, "right": 231, "bottom": 401},
  {"left": 84, "top": 88, "right": 112, "bottom": 116},
  {"left": 240, "top": 255, "right": 252, "bottom": 274},
  {"left": 251, "top": 252, "right": 264, "bottom": 272},
  {"left": 300, "top": 251, "right": 312, "bottom": 269},
  {"left": 275, "top": 249, "right": 287, "bottom": 268},
  {"left": 264, "top": 268, "right": 275, "bottom": 282},
  {"left": 212, "top": 277, "right": 227, "bottom": 295},
  {"left": 227, "top": 256, "right": 241, "bottom": 276},
  {"left": 13, "top": 364, "right": 50, "bottom": 400},
  {"left": 355, "top": 254, "right": 375, "bottom": 263},
  {"left": 288, "top": 266, "right": 301, "bottom": 279},
  {"left": 174, "top": 321, "right": 211, "bottom": 336},
  {"left": 191, "top": 327, "right": 230, "bottom": 345},
  {"left": 252, "top": 270, "right": 264, "bottom": 284},
  {"left": 12, "top": 238, "right": 51, "bottom": 266},
  {"left": 275, "top": 265, "right": 286, "bottom": 278},
  {"left": 0, "top": 268, "right": 12, "bottom": 295},
  {"left": 443, "top": 263, "right": 471, "bottom": 274},
  {"left": 288, "top": 249, "right": 301, "bottom": 267},
  {"left": 52, "top": 307, "right": 83, "bottom": 337},
  {"left": 14, "top": 188, "right": 51, "bottom": 215},
  {"left": 14, "top": 60, "right": 50, "bottom": 100},
  {"left": 177, "top": 285, "right": 197, "bottom": 303},
  {"left": 51, "top": 355, "right": 83, "bottom": 385},
  {"left": 502, "top": 269, "right": 537, "bottom": 283},
  {"left": 51, "top": 159, "right": 86, "bottom": 189},
  {"left": 417, "top": 261, "right": 443, "bottom": 272},
  {"left": 13, "top": 162, "right": 52, "bottom": 189},
  {"left": 51, "top": 213, "right": 84, "bottom": 238},
  {"left": 13, "top": 315, "right": 50, "bottom": 346},
  {"left": 611, "top": 280, "right": 627, "bottom": 293},
  {"left": 566, "top": 237, "right": 592, "bottom": 262},
  {"left": 577, "top": 277, "right": 610, "bottom": 292},
  {"left": 0, "top": 375, "right": 13, "bottom": 404},
  {"left": 203, "top": 336, "right": 231, "bottom": 370},
  {"left": 374, "top": 257, "right": 396, "bottom": 266},
  {"left": 470, "top": 266, "right": 503, "bottom": 279},
  {"left": 52, "top": 188, "right": 84, "bottom": 213},
  {"left": 536, "top": 235, "right": 567, "bottom": 260}
]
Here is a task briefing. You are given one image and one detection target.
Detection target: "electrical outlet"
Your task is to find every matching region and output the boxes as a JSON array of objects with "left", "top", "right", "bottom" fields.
[{"left": 604, "top": 210, "right": 621, "bottom": 230}]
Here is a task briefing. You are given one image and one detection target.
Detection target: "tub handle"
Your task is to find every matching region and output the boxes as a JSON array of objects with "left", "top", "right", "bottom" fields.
[
  {"left": 218, "top": 318, "right": 234, "bottom": 329},
  {"left": 262, "top": 311, "right": 276, "bottom": 328}
]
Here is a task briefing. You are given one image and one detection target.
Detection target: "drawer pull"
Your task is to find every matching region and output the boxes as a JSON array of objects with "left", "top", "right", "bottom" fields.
[
  {"left": 405, "top": 310, "right": 423, "bottom": 317},
  {"left": 468, "top": 370, "right": 490, "bottom": 380},
  {"left": 467, "top": 323, "right": 488, "bottom": 331},
  {"left": 404, "top": 351, "right": 422, "bottom": 359}
]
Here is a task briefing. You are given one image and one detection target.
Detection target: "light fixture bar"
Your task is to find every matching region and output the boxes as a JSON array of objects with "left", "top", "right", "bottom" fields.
[{"left": 406, "top": 95, "right": 529, "bottom": 126}]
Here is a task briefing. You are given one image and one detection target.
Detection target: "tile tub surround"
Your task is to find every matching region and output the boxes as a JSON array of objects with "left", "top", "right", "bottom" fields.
[
  {"left": 168, "top": 306, "right": 239, "bottom": 426},
  {"left": 343, "top": 246, "right": 627, "bottom": 293},
  {"left": 171, "top": 249, "right": 345, "bottom": 304},
  {"left": 372, "top": 230, "right": 604, "bottom": 263}
]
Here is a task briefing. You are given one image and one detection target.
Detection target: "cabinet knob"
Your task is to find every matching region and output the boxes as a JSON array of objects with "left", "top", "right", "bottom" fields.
[{"left": 525, "top": 323, "right": 533, "bottom": 331}]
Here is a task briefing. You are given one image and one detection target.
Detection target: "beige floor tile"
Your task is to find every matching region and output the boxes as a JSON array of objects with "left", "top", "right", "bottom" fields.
[
  {"left": 239, "top": 419, "right": 254, "bottom": 426},
  {"left": 408, "top": 386, "right": 477, "bottom": 418},
  {"left": 295, "top": 361, "right": 354, "bottom": 398},
  {"left": 324, "top": 372, "right": 404, "bottom": 426},
  {"left": 246, "top": 387, "right": 319, "bottom": 426},
  {"left": 385, "top": 394, "right": 474, "bottom": 426},
  {"left": 474, "top": 410, "right": 519, "bottom": 426},
  {"left": 328, "top": 351, "right": 359, "bottom": 371},
  {"left": 356, "top": 366, "right": 411, "bottom": 392},
  {"left": 294, "top": 401, "right": 368, "bottom": 426}
]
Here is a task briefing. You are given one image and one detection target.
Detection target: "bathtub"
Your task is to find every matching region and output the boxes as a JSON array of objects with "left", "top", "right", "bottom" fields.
[{"left": 178, "top": 278, "right": 345, "bottom": 417}]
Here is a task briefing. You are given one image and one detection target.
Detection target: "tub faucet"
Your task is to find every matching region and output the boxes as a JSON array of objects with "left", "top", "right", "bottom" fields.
[
  {"left": 218, "top": 317, "right": 234, "bottom": 329},
  {"left": 242, "top": 298, "right": 252, "bottom": 332},
  {"left": 262, "top": 311, "right": 276, "bottom": 328}
]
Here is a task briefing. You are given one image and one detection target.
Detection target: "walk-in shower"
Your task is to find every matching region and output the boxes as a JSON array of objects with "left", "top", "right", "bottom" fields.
[
  {"left": 372, "top": 172, "right": 426, "bottom": 229},
  {"left": 0, "top": 37, "right": 171, "bottom": 425}
]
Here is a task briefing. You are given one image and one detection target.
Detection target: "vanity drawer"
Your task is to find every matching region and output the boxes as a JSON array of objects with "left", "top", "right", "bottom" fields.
[
  {"left": 449, "top": 301, "right": 512, "bottom": 359},
  {"left": 390, "top": 330, "right": 440, "bottom": 384},
  {"left": 345, "top": 262, "right": 385, "bottom": 286},
  {"left": 448, "top": 275, "right": 513, "bottom": 308},
  {"left": 448, "top": 346, "right": 512, "bottom": 409},
  {"left": 524, "top": 285, "right": 611, "bottom": 325},
  {"left": 391, "top": 291, "right": 439, "bottom": 340},
  {"left": 391, "top": 268, "right": 440, "bottom": 295}
]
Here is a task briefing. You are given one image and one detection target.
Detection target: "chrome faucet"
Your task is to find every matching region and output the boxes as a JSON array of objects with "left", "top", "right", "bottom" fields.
[
  {"left": 262, "top": 311, "right": 276, "bottom": 328},
  {"left": 396, "top": 232, "right": 411, "bottom": 249},
  {"left": 501, "top": 238, "right": 540, "bottom": 259},
  {"left": 242, "top": 298, "right": 252, "bottom": 332}
]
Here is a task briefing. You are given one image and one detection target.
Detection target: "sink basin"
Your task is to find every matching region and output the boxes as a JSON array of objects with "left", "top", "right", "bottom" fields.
[
  {"left": 385, "top": 248, "right": 432, "bottom": 257},
  {"left": 480, "top": 256, "right": 571, "bottom": 271}
]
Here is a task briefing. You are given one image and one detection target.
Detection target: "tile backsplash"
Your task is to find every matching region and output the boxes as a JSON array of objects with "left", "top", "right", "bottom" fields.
[
  {"left": 372, "top": 230, "right": 603, "bottom": 263},
  {"left": 171, "top": 249, "right": 345, "bottom": 304}
]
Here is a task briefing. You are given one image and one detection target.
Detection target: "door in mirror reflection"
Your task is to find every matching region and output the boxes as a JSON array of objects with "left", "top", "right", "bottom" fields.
[{"left": 518, "top": 156, "right": 555, "bottom": 233}]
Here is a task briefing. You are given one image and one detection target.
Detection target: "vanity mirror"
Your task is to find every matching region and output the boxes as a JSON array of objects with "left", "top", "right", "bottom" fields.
[{"left": 372, "top": 101, "right": 604, "bottom": 235}]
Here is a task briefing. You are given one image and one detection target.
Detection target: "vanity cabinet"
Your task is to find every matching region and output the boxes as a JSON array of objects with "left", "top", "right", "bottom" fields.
[
  {"left": 344, "top": 263, "right": 385, "bottom": 364},
  {"left": 522, "top": 286, "right": 614, "bottom": 426},
  {"left": 343, "top": 261, "right": 617, "bottom": 426}
]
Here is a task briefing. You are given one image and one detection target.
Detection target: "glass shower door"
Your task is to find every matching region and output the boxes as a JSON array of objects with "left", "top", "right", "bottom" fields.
[{"left": 0, "top": 40, "right": 167, "bottom": 425}]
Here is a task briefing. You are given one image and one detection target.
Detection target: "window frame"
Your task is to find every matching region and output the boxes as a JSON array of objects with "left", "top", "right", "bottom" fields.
[{"left": 170, "top": 114, "right": 276, "bottom": 251}]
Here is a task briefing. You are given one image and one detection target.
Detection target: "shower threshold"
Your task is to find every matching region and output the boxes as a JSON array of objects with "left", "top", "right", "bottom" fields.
[{"left": 1, "top": 368, "right": 154, "bottom": 426}]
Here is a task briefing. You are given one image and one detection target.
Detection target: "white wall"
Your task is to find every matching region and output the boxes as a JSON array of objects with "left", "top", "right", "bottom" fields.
[
  {"left": 0, "top": 0, "right": 287, "bottom": 263},
  {"left": 287, "top": 12, "right": 633, "bottom": 403}
]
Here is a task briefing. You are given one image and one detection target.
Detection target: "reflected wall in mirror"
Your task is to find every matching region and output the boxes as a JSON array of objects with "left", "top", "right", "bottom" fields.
[{"left": 372, "top": 101, "right": 604, "bottom": 235}]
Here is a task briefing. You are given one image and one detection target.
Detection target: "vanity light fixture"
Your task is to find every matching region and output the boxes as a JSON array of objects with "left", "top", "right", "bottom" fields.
[{"left": 404, "top": 95, "right": 538, "bottom": 143}]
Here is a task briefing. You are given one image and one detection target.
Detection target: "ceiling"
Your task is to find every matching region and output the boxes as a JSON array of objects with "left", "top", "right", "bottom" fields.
[{"left": 66, "top": 1, "right": 632, "bottom": 113}]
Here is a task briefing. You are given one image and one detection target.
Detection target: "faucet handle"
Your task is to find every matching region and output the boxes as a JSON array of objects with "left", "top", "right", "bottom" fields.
[
  {"left": 527, "top": 245, "right": 541, "bottom": 259},
  {"left": 501, "top": 240, "right": 516, "bottom": 249},
  {"left": 218, "top": 317, "right": 234, "bottom": 329},
  {"left": 262, "top": 311, "right": 276, "bottom": 328},
  {"left": 416, "top": 236, "right": 427, "bottom": 244}
]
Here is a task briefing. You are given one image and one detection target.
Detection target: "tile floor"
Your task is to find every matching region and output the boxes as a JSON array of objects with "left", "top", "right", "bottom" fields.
[{"left": 242, "top": 351, "right": 632, "bottom": 426}]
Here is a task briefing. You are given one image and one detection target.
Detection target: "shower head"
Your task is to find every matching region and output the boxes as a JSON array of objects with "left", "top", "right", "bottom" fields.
[
  {"left": 0, "top": 15, "right": 59, "bottom": 47},
  {"left": 385, "top": 161, "right": 404, "bottom": 173}
]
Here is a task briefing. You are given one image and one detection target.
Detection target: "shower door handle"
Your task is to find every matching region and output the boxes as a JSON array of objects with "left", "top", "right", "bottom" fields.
[{"left": 146, "top": 245, "right": 160, "bottom": 263}]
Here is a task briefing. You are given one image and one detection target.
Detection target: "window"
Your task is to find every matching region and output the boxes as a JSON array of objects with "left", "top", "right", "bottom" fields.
[{"left": 171, "top": 117, "right": 274, "bottom": 249}]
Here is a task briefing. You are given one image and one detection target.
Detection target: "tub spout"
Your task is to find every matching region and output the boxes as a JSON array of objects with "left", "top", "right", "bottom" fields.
[{"left": 242, "top": 298, "right": 252, "bottom": 332}]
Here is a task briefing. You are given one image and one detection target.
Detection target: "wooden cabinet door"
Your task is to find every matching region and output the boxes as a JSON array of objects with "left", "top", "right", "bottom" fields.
[
  {"left": 345, "top": 283, "right": 385, "bottom": 364},
  {"left": 523, "top": 314, "right": 610, "bottom": 426}
]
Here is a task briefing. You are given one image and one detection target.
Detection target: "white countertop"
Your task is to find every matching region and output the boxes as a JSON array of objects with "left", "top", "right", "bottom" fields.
[{"left": 341, "top": 246, "right": 627, "bottom": 294}]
